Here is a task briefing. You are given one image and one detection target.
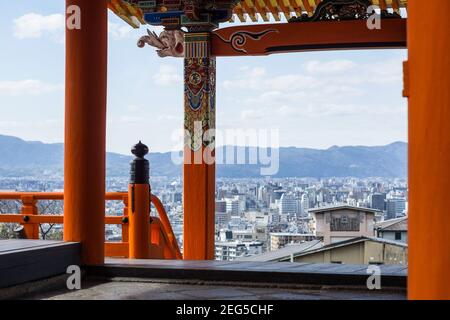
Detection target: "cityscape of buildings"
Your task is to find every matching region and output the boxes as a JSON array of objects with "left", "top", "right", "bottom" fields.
[{"left": 0, "top": 175, "right": 408, "bottom": 263}]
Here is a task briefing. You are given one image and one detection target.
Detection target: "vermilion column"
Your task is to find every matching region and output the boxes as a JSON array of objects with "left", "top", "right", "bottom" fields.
[
  {"left": 408, "top": 0, "right": 450, "bottom": 299},
  {"left": 64, "top": 0, "right": 108, "bottom": 265},
  {"left": 183, "top": 32, "right": 216, "bottom": 260}
]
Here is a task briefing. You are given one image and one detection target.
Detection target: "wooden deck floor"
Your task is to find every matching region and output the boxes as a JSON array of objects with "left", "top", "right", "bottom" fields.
[{"left": 0, "top": 240, "right": 80, "bottom": 289}]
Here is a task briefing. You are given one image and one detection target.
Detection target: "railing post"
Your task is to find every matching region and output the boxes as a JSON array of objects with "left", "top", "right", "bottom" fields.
[
  {"left": 128, "top": 141, "right": 151, "bottom": 259},
  {"left": 121, "top": 195, "right": 129, "bottom": 243},
  {"left": 21, "top": 195, "right": 39, "bottom": 239}
]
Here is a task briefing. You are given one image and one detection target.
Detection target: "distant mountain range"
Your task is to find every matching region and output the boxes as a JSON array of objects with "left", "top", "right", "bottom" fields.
[{"left": 0, "top": 134, "right": 407, "bottom": 178}]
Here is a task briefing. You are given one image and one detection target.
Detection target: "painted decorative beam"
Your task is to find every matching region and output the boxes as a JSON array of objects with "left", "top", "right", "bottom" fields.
[{"left": 211, "top": 18, "right": 406, "bottom": 56}]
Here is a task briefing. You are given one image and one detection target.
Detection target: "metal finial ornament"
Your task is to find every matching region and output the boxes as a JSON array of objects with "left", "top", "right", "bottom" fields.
[
  {"left": 130, "top": 141, "right": 150, "bottom": 184},
  {"left": 131, "top": 140, "right": 149, "bottom": 158}
]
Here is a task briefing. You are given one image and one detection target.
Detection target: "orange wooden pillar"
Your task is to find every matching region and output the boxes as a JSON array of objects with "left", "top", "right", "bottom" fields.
[
  {"left": 64, "top": 0, "right": 108, "bottom": 265},
  {"left": 408, "top": 0, "right": 450, "bottom": 299},
  {"left": 183, "top": 32, "right": 216, "bottom": 260}
]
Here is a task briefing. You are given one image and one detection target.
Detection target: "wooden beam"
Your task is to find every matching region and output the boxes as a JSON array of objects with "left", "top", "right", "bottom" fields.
[
  {"left": 379, "top": 0, "right": 388, "bottom": 11},
  {"left": 242, "top": 1, "right": 258, "bottom": 22},
  {"left": 277, "top": 0, "right": 292, "bottom": 20},
  {"left": 212, "top": 19, "right": 407, "bottom": 57},
  {"left": 391, "top": 0, "right": 400, "bottom": 14},
  {"left": 255, "top": 0, "right": 270, "bottom": 21},
  {"left": 289, "top": 0, "right": 303, "bottom": 16},
  {"left": 263, "top": 0, "right": 281, "bottom": 21},
  {"left": 233, "top": 4, "right": 246, "bottom": 22},
  {"left": 301, "top": 0, "right": 313, "bottom": 15}
]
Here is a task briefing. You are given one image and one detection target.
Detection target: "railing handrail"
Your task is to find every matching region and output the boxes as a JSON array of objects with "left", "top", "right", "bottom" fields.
[
  {"left": 0, "top": 191, "right": 127, "bottom": 201},
  {"left": 151, "top": 194, "right": 182, "bottom": 259},
  {"left": 0, "top": 191, "right": 182, "bottom": 259}
]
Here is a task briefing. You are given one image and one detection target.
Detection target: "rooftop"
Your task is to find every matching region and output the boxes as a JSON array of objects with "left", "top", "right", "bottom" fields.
[
  {"left": 270, "top": 233, "right": 316, "bottom": 237},
  {"left": 238, "top": 240, "right": 324, "bottom": 262},
  {"left": 278, "top": 236, "right": 408, "bottom": 262},
  {"left": 308, "top": 205, "right": 381, "bottom": 214},
  {"left": 375, "top": 217, "right": 408, "bottom": 231}
]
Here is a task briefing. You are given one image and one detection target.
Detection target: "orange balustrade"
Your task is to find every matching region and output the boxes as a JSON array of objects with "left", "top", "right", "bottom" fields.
[
  {"left": 128, "top": 184, "right": 150, "bottom": 259},
  {"left": 151, "top": 194, "right": 182, "bottom": 259},
  {"left": 0, "top": 192, "right": 182, "bottom": 260}
]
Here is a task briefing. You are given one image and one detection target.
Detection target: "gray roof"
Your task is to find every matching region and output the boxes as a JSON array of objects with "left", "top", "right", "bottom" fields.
[
  {"left": 278, "top": 236, "right": 408, "bottom": 262},
  {"left": 375, "top": 217, "right": 408, "bottom": 231},
  {"left": 237, "top": 240, "right": 323, "bottom": 262},
  {"left": 308, "top": 205, "right": 381, "bottom": 214}
]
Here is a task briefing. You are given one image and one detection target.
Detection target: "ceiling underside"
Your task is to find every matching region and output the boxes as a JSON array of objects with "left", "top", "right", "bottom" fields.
[
  {"left": 109, "top": 0, "right": 408, "bottom": 28},
  {"left": 233, "top": 0, "right": 407, "bottom": 22}
]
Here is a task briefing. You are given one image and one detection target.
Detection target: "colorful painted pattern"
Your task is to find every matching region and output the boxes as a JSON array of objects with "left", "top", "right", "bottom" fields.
[
  {"left": 185, "top": 33, "right": 209, "bottom": 58},
  {"left": 214, "top": 29, "right": 279, "bottom": 53},
  {"left": 184, "top": 33, "right": 216, "bottom": 151}
]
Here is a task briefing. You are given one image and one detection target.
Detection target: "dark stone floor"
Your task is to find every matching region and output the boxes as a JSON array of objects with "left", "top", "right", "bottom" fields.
[
  {"left": 26, "top": 278, "right": 406, "bottom": 300},
  {"left": 0, "top": 241, "right": 407, "bottom": 300}
]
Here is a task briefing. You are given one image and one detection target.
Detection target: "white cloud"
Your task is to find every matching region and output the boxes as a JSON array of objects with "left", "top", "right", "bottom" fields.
[
  {"left": 13, "top": 13, "right": 65, "bottom": 42},
  {"left": 241, "top": 108, "right": 268, "bottom": 120},
  {"left": 108, "top": 22, "right": 133, "bottom": 39},
  {"left": 239, "top": 101, "right": 405, "bottom": 121},
  {"left": 118, "top": 116, "right": 145, "bottom": 124},
  {"left": 152, "top": 65, "right": 182, "bottom": 86},
  {"left": 223, "top": 59, "right": 402, "bottom": 93},
  {"left": 13, "top": 13, "right": 137, "bottom": 42},
  {"left": 224, "top": 57, "right": 405, "bottom": 120},
  {"left": 157, "top": 114, "right": 182, "bottom": 121},
  {"left": 0, "top": 80, "right": 63, "bottom": 96},
  {"left": 303, "top": 60, "right": 357, "bottom": 74},
  {"left": 223, "top": 66, "right": 267, "bottom": 90},
  {"left": 227, "top": 57, "right": 406, "bottom": 122},
  {"left": 126, "top": 105, "right": 141, "bottom": 112}
]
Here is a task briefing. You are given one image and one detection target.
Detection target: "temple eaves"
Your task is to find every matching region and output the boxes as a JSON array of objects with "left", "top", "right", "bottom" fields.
[{"left": 108, "top": 0, "right": 408, "bottom": 29}]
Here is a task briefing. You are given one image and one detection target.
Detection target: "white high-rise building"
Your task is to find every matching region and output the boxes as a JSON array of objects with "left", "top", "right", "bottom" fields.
[
  {"left": 301, "top": 193, "right": 310, "bottom": 216},
  {"left": 279, "top": 193, "right": 298, "bottom": 216},
  {"left": 216, "top": 211, "right": 231, "bottom": 226},
  {"left": 225, "top": 198, "right": 239, "bottom": 215}
]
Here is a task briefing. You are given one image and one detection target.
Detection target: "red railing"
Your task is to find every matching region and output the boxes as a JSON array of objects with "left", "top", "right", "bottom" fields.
[{"left": 0, "top": 192, "right": 182, "bottom": 260}]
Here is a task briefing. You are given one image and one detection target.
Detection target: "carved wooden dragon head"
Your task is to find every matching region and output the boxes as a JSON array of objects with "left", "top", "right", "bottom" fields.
[{"left": 137, "top": 29, "right": 185, "bottom": 58}]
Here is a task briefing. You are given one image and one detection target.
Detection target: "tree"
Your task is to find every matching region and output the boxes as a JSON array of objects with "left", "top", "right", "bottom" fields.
[
  {"left": 0, "top": 200, "right": 21, "bottom": 239},
  {"left": 0, "top": 199, "right": 64, "bottom": 240},
  {"left": 37, "top": 200, "right": 64, "bottom": 240}
]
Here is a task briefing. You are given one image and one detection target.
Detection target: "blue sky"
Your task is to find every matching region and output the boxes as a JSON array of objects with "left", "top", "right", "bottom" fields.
[{"left": 0, "top": 0, "right": 407, "bottom": 154}]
